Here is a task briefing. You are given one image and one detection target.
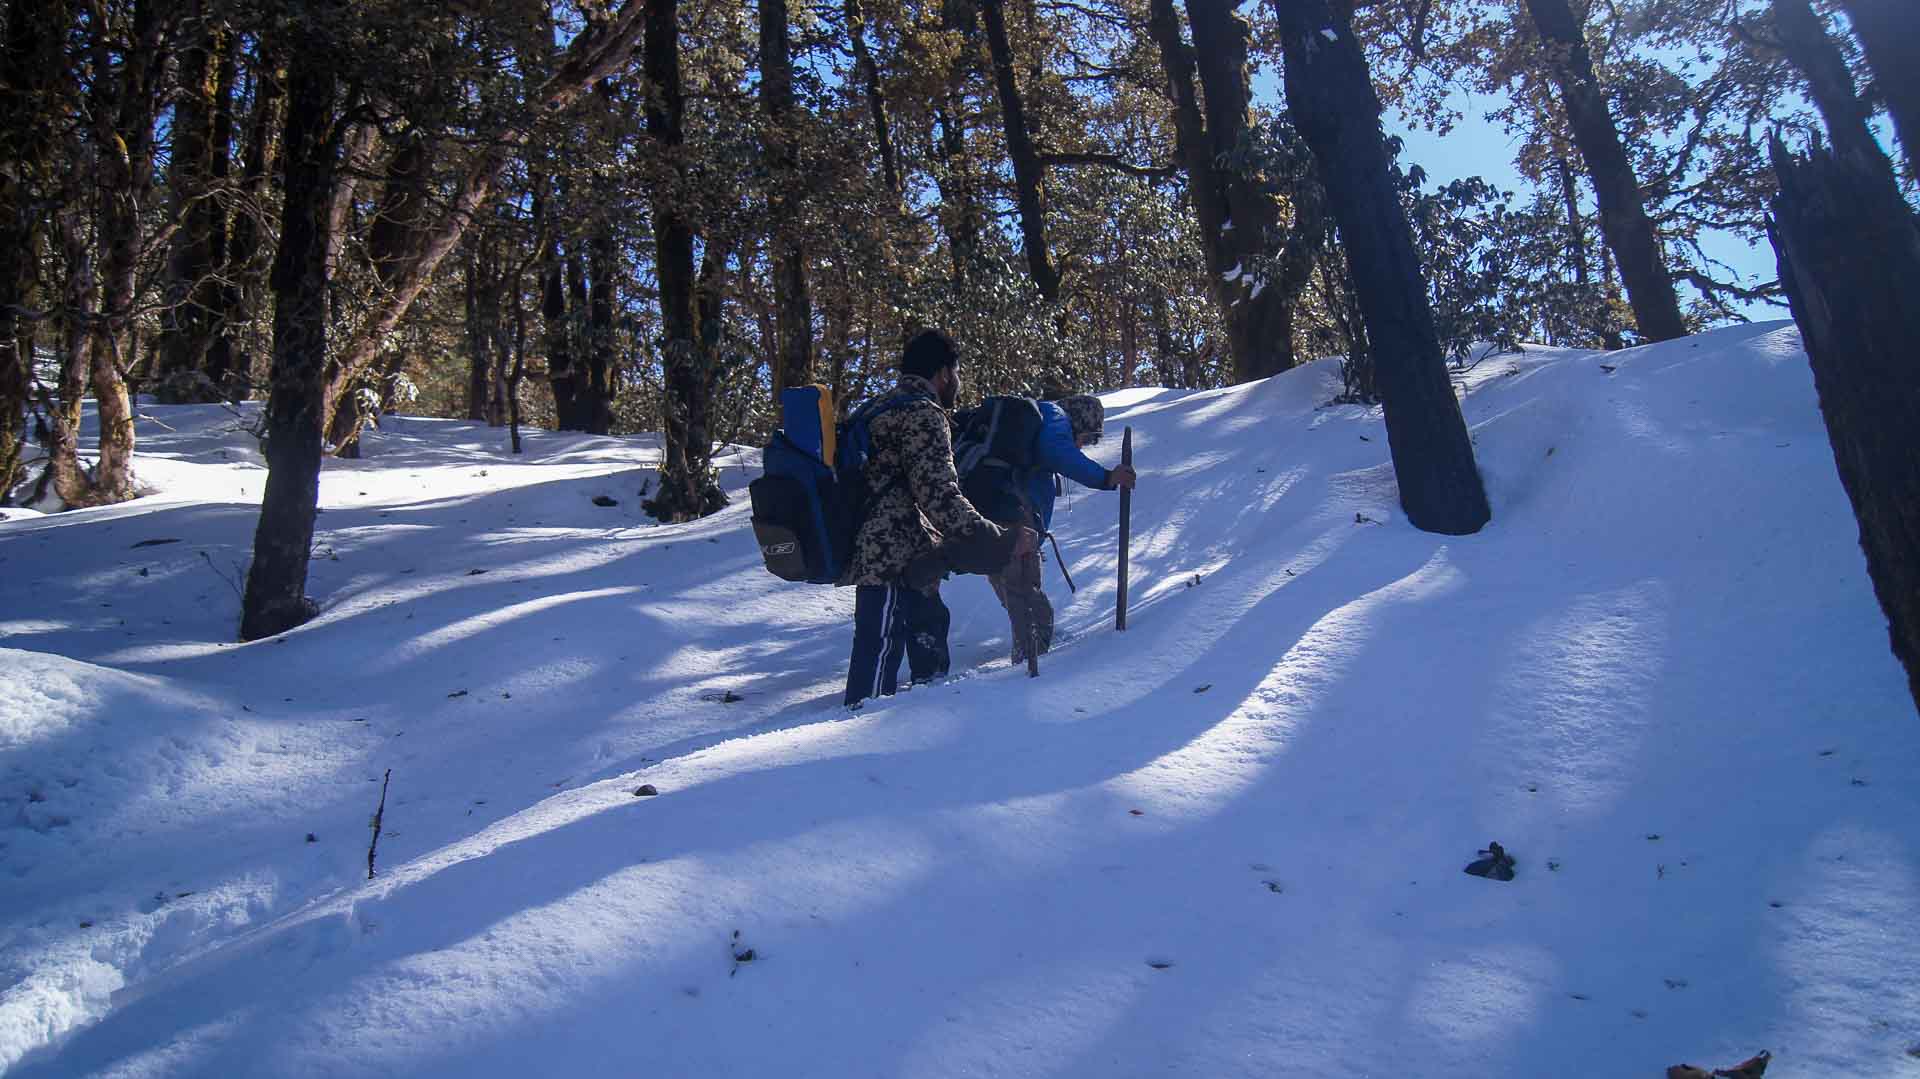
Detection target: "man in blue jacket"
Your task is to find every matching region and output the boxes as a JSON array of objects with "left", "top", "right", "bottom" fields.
[{"left": 992, "top": 394, "right": 1136, "bottom": 665}]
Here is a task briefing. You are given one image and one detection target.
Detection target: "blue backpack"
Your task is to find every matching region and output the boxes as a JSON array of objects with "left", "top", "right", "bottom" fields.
[{"left": 750, "top": 385, "right": 931, "bottom": 584}]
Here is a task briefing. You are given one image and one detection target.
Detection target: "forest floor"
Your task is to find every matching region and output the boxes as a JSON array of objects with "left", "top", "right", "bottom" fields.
[{"left": 3, "top": 321, "right": 1917, "bottom": 1077}]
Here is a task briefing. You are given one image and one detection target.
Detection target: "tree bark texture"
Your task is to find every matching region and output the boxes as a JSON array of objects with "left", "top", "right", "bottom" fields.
[
  {"left": 1767, "top": 138, "right": 1920, "bottom": 715},
  {"left": 980, "top": 0, "right": 1061, "bottom": 302},
  {"left": 79, "top": 0, "right": 163, "bottom": 506},
  {"left": 1149, "top": 0, "right": 1308, "bottom": 383},
  {"left": 240, "top": 46, "right": 336, "bottom": 642},
  {"left": 642, "top": 0, "right": 726, "bottom": 522},
  {"left": 1523, "top": 0, "right": 1687, "bottom": 343},
  {"left": 1274, "top": 0, "right": 1489, "bottom": 535},
  {"left": 585, "top": 224, "right": 617, "bottom": 435},
  {"left": 1835, "top": 0, "right": 1918, "bottom": 182},
  {"left": 1770, "top": 0, "right": 1888, "bottom": 169},
  {"left": 761, "top": 0, "right": 814, "bottom": 399}
]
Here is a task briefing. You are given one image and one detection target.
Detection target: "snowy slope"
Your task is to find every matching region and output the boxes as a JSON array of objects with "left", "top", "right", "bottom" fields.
[{"left": 2, "top": 322, "right": 1916, "bottom": 1077}]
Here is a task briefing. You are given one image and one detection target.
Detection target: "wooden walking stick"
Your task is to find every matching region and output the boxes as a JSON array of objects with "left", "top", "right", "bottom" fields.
[{"left": 1116, "top": 426, "right": 1132, "bottom": 631}]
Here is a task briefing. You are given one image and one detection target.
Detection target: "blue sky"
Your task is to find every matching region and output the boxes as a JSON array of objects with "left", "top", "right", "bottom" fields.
[{"left": 1243, "top": 70, "right": 1787, "bottom": 324}]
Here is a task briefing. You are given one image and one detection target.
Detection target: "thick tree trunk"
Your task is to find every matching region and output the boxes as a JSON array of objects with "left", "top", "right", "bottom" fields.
[
  {"left": 1523, "top": 0, "right": 1687, "bottom": 342},
  {"left": 761, "top": 0, "right": 813, "bottom": 399},
  {"left": 1274, "top": 0, "right": 1489, "bottom": 535},
  {"left": 240, "top": 47, "right": 336, "bottom": 642},
  {"left": 1771, "top": 0, "right": 1888, "bottom": 168},
  {"left": 979, "top": 0, "right": 1060, "bottom": 302},
  {"left": 1836, "top": 0, "right": 1918, "bottom": 182},
  {"left": 1149, "top": 0, "right": 1306, "bottom": 383},
  {"left": 642, "top": 0, "right": 725, "bottom": 522},
  {"left": 1768, "top": 138, "right": 1920, "bottom": 715}
]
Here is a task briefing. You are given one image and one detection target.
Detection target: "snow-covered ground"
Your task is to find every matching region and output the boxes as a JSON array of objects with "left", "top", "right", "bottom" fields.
[{"left": 2, "top": 322, "right": 1916, "bottom": 1077}]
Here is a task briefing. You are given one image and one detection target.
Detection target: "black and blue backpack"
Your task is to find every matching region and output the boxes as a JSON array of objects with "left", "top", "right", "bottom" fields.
[
  {"left": 952, "top": 395, "right": 1047, "bottom": 524},
  {"left": 750, "top": 385, "right": 931, "bottom": 584}
]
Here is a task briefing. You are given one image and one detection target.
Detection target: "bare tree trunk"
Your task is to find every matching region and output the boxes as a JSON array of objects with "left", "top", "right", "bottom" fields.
[
  {"left": 844, "top": 0, "right": 900, "bottom": 196},
  {"left": 1836, "top": 0, "right": 1918, "bottom": 182},
  {"left": 980, "top": 0, "right": 1060, "bottom": 302},
  {"left": 155, "top": 9, "right": 229, "bottom": 402},
  {"left": 0, "top": 0, "right": 68, "bottom": 501},
  {"left": 935, "top": 101, "right": 983, "bottom": 275},
  {"left": 1523, "top": 0, "right": 1686, "bottom": 342},
  {"left": 1274, "top": 0, "right": 1489, "bottom": 535},
  {"left": 80, "top": 0, "right": 164, "bottom": 506},
  {"left": 585, "top": 224, "right": 616, "bottom": 434},
  {"left": 761, "top": 0, "right": 813, "bottom": 400},
  {"left": 534, "top": 181, "right": 582, "bottom": 429},
  {"left": 1768, "top": 137, "right": 1920, "bottom": 715},
  {"left": 463, "top": 237, "right": 495, "bottom": 421},
  {"left": 44, "top": 206, "right": 98, "bottom": 505},
  {"left": 642, "top": 0, "right": 726, "bottom": 521},
  {"left": 1148, "top": 0, "right": 1310, "bottom": 383},
  {"left": 213, "top": 48, "right": 282, "bottom": 401},
  {"left": 508, "top": 263, "right": 527, "bottom": 447},
  {"left": 1771, "top": 0, "right": 1894, "bottom": 171},
  {"left": 240, "top": 44, "right": 336, "bottom": 641}
]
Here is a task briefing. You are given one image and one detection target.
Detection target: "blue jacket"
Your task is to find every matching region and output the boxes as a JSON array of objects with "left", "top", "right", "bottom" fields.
[{"left": 1026, "top": 400, "right": 1110, "bottom": 531}]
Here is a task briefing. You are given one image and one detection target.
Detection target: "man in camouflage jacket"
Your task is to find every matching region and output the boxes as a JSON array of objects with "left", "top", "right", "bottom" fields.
[{"left": 840, "top": 330, "right": 1035, "bottom": 707}]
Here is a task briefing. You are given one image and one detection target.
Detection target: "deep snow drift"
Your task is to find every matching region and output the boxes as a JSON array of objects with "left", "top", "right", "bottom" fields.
[{"left": 2, "top": 322, "right": 1916, "bottom": 1077}]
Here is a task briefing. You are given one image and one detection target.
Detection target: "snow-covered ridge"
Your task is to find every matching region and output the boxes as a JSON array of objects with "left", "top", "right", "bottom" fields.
[{"left": 2, "top": 322, "right": 1915, "bottom": 1077}]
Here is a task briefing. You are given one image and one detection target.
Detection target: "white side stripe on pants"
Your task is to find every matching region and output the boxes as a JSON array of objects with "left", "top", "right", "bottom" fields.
[{"left": 869, "top": 583, "right": 898, "bottom": 699}]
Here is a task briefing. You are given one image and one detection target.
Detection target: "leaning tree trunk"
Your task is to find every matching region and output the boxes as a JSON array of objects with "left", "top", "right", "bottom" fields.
[
  {"left": 1835, "top": 0, "right": 1918, "bottom": 183},
  {"left": 1274, "top": 0, "right": 1489, "bottom": 535},
  {"left": 1523, "top": 0, "right": 1686, "bottom": 343},
  {"left": 761, "top": 0, "right": 814, "bottom": 400},
  {"left": 1767, "top": 137, "right": 1920, "bottom": 715},
  {"left": 641, "top": 0, "right": 725, "bottom": 522},
  {"left": 979, "top": 0, "right": 1060, "bottom": 302},
  {"left": 315, "top": 2, "right": 653, "bottom": 448},
  {"left": 240, "top": 46, "right": 336, "bottom": 642}
]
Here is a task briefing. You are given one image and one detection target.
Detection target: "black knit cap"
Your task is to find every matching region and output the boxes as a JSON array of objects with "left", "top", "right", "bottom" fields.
[{"left": 900, "top": 328, "right": 959, "bottom": 378}]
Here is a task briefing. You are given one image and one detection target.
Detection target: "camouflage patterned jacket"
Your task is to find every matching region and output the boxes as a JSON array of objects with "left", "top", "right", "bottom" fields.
[{"left": 838, "top": 375, "right": 1004, "bottom": 587}]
